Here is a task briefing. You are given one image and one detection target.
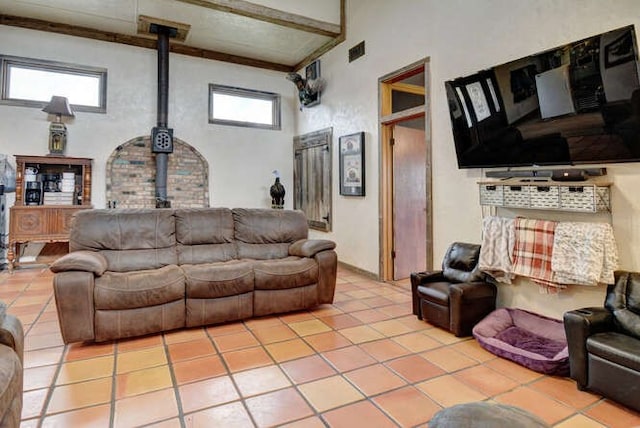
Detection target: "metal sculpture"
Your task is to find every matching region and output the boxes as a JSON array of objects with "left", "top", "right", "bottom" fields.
[{"left": 270, "top": 170, "right": 285, "bottom": 209}]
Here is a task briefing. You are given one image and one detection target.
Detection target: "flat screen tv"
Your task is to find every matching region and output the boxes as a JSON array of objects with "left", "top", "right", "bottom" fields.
[{"left": 445, "top": 25, "right": 640, "bottom": 169}]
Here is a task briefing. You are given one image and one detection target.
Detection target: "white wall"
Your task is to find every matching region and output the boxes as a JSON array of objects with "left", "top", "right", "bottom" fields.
[
  {"left": 295, "top": 0, "right": 640, "bottom": 319},
  {"left": 0, "top": 25, "right": 296, "bottom": 210}
]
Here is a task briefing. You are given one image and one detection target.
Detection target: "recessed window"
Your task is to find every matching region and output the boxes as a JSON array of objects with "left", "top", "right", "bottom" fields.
[
  {"left": 209, "top": 84, "right": 281, "bottom": 130},
  {"left": 0, "top": 55, "right": 107, "bottom": 113}
]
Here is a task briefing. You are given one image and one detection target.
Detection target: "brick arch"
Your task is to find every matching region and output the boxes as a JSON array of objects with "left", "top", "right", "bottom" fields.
[{"left": 106, "top": 136, "right": 209, "bottom": 209}]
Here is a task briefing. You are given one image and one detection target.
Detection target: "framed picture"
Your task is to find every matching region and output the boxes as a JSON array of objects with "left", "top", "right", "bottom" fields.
[
  {"left": 465, "top": 81, "right": 491, "bottom": 122},
  {"left": 604, "top": 29, "right": 635, "bottom": 68},
  {"left": 339, "top": 132, "right": 365, "bottom": 196}
]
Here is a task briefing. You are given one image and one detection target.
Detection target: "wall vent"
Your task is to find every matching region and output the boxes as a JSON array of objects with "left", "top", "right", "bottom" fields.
[{"left": 349, "top": 41, "right": 365, "bottom": 62}]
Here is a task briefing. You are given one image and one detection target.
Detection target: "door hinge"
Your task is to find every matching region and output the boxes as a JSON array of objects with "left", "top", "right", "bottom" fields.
[
  {"left": 391, "top": 250, "right": 396, "bottom": 259},
  {"left": 390, "top": 137, "right": 395, "bottom": 146}
]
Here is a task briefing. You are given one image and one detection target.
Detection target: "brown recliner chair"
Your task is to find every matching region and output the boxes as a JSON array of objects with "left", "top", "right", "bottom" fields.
[
  {"left": 563, "top": 270, "right": 640, "bottom": 413},
  {"left": 0, "top": 303, "right": 24, "bottom": 428},
  {"left": 411, "top": 242, "right": 497, "bottom": 337}
]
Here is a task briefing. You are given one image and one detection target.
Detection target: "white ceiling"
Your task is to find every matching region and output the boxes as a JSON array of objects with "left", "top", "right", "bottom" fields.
[{"left": 0, "top": 0, "right": 344, "bottom": 71}]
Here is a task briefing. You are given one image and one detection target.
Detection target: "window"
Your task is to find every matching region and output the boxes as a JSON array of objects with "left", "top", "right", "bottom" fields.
[
  {"left": 0, "top": 55, "right": 107, "bottom": 113},
  {"left": 209, "top": 84, "right": 281, "bottom": 130}
]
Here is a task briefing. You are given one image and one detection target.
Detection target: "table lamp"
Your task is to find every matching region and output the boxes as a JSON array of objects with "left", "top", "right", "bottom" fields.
[{"left": 42, "top": 96, "right": 75, "bottom": 156}]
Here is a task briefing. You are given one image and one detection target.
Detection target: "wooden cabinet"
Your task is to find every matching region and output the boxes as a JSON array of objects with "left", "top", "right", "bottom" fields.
[{"left": 8, "top": 155, "right": 92, "bottom": 272}]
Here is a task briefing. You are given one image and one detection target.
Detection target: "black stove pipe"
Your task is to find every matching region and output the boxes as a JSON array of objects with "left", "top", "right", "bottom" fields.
[
  {"left": 153, "top": 24, "right": 173, "bottom": 208},
  {"left": 157, "top": 27, "right": 169, "bottom": 129}
]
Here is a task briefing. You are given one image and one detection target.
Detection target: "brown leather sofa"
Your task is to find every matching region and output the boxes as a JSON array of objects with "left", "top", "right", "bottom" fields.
[
  {"left": 0, "top": 304, "right": 24, "bottom": 428},
  {"left": 50, "top": 208, "right": 337, "bottom": 344},
  {"left": 411, "top": 242, "right": 497, "bottom": 337},
  {"left": 563, "top": 270, "right": 640, "bottom": 412}
]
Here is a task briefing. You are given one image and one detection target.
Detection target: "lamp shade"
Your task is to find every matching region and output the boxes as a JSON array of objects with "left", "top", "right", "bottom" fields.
[{"left": 42, "top": 96, "right": 75, "bottom": 118}]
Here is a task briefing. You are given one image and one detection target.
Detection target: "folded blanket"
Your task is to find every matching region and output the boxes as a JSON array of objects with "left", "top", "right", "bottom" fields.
[
  {"left": 601, "top": 223, "right": 619, "bottom": 284},
  {"left": 552, "top": 222, "right": 618, "bottom": 285},
  {"left": 479, "top": 216, "right": 515, "bottom": 284},
  {"left": 511, "top": 218, "right": 562, "bottom": 292}
]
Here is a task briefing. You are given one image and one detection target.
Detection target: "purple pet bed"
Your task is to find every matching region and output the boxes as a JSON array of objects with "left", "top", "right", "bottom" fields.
[{"left": 472, "top": 308, "right": 569, "bottom": 376}]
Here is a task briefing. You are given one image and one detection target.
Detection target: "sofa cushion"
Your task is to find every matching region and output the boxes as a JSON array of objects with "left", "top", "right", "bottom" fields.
[
  {"left": 186, "top": 293, "right": 253, "bottom": 327},
  {"left": 605, "top": 271, "right": 640, "bottom": 339},
  {"left": 254, "top": 286, "right": 318, "bottom": 316},
  {"left": 442, "top": 242, "right": 484, "bottom": 283},
  {"left": 175, "top": 208, "right": 238, "bottom": 264},
  {"left": 70, "top": 209, "right": 177, "bottom": 272},
  {"left": 587, "top": 331, "right": 640, "bottom": 372},
  {"left": 178, "top": 244, "right": 238, "bottom": 265},
  {"left": 253, "top": 257, "right": 318, "bottom": 290},
  {"left": 233, "top": 208, "right": 308, "bottom": 259},
  {"left": 183, "top": 260, "right": 254, "bottom": 298},
  {"left": 94, "top": 265, "right": 184, "bottom": 310},
  {"left": 417, "top": 282, "right": 451, "bottom": 306},
  {"left": 95, "top": 300, "right": 185, "bottom": 342}
]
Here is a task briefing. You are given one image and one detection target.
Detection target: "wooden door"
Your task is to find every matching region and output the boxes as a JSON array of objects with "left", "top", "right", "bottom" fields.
[
  {"left": 379, "top": 59, "right": 432, "bottom": 281},
  {"left": 293, "top": 128, "right": 332, "bottom": 231},
  {"left": 392, "top": 122, "right": 427, "bottom": 280}
]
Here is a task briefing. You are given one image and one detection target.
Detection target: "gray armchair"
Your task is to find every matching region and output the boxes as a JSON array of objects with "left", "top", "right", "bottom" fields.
[{"left": 0, "top": 303, "right": 24, "bottom": 428}]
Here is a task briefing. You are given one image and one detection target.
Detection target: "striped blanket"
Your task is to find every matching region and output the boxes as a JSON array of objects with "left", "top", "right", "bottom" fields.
[{"left": 511, "top": 218, "right": 563, "bottom": 292}]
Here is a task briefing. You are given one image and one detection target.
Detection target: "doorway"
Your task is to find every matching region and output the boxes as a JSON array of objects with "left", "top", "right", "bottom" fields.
[{"left": 379, "top": 59, "right": 432, "bottom": 281}]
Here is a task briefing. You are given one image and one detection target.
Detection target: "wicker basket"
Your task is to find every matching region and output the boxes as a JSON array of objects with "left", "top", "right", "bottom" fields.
[
  {"left": 559, "top": 186, "right": 598, "bottom": 211},
  {"left": 479, "top": 184, "right": 504, "bottom": 206},
  {"left": 529, "top": 185, "right": 560, "bottom": 209},
  {"left": 503, "top": 185, "right": 529, "bottom": 208}
]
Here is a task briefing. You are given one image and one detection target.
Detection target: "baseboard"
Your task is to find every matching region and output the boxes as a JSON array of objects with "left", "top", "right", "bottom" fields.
[{"left": 337, "top": 261, "right": 378, "bottom": 280}]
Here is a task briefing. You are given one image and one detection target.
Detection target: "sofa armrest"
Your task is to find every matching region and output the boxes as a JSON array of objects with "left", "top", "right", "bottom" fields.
[
  {"left": 53, "top": 271, "right": 97, "bottom": 343},
  {"left": 0, "top": 311, "right": 24, "bottom": 364},
  {"left": 50, "top": 251, "right": 108, "bottom": 276},
  {"left": 563, "top": 307, "right": 614, "bottom": 388},
  {"left": 315, "top": 249, "right": 338, "bottom": 304},
  {"left": 411, "top": 271, "right": 446, "bottom": 285},
  {"left": 449, "top": 281, "right": 496, "bottom": 300},
  {"left": 289, "top": 239, "right": 336, "bottom": 258},
  {"left": 289, "top": 239, "right": 338, "bottom": 304}
]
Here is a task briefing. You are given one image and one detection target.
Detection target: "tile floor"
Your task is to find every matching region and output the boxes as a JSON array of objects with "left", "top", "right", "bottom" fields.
[{"left": 3, "top": 265, "right": 640, "bottom": 427}]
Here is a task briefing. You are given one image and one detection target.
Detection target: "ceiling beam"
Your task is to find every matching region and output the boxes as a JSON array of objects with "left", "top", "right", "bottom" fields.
[
  {"left": 0, "top": 14, "right": 293, "bottom": 72},
  {"left": 293, "top": 0, "right": 345, "bottom": 70},
  {"left": 174, "top": 0, "right": 341, "bottom": 37}
]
